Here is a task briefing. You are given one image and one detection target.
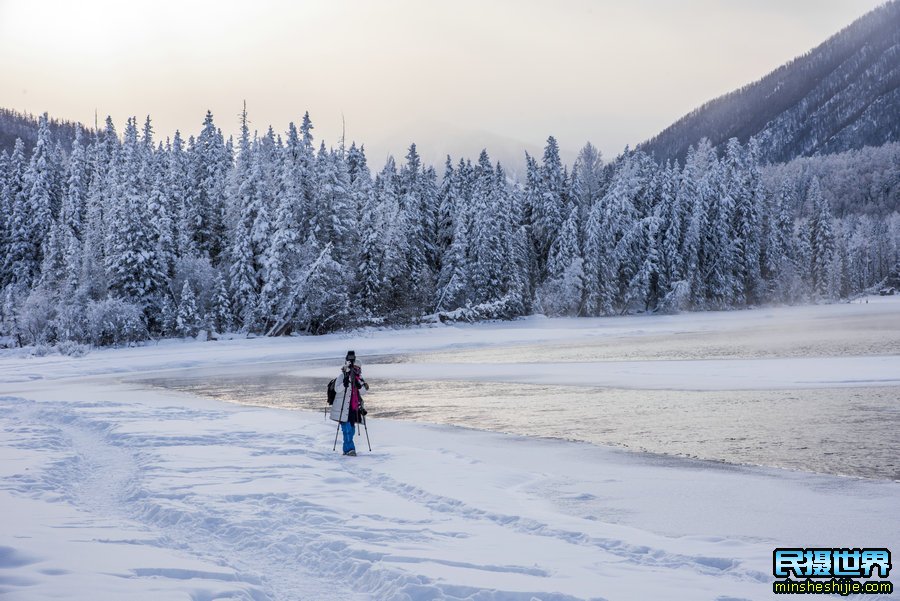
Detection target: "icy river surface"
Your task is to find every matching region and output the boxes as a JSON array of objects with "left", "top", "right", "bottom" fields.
[{"left": 139, "top": 298, "right": 900, "bottom": 480}]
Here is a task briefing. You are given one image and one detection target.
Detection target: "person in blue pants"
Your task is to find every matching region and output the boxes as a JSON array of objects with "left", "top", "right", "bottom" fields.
[{"left": 330, "top": 350, "right": 368, "bottom": 456}]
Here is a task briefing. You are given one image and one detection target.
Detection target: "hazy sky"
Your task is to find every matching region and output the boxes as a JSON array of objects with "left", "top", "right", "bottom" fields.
[{"left": 0, "top": 0, "right": 886, "bottom": 167}]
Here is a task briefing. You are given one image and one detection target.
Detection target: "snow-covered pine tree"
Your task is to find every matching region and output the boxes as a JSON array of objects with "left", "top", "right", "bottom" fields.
[
  {"left": 158, "top": 292, "right": 176, "bottom": 337},
  {"left": 346, "top": 144, "right": 381, "bottom": 317},
  {"left": 0, "top": 150, "right": 10, "bottom": 289},
  {"left": 540, "top": 206, "right": 584, "bottom": 316},
  {"left": 211, "top": 271, "right": 233, "bottom": 333},
  {"left": 226, "top": 107, "right": 267, "bottom": 331},
  {"left": 259, "top": 138, "right": 304, "bottom": 329},
  {"left": 434, "top": 208, "right": 471, "bottom": 312},
  {"left": 289, "top": 239, "right": 349, "bottom": 334},
  {"left": 807, "top": 178, "right": 834, "bottom": 298},
  {"left": 469, "top": 151, "right": 505, "bottom": 306},
  {"left": 57, "top": 127, "right": 90, "bottom": 293},
  {"left": 192, "top": 111, "right": 230, "bottom": 262},
  {"left": 826, "top": 222, "right": 851, "bottom": 300},
  {"left": 495, "top": 164, "right": 530, "bottom": 314},
  {"left": 437, "top": 156, "right": 457, "bottom": 260},
  {"left": 316, "top": 145, "right": 355, "bottom": 261},
  {"left": 15, "top": 114, "right": 57, "bottom": 288},
  {"left": 530, "top": 137, "right": 567, "bottom": 276},
  {"left": 571, "top": 143, "right": 604, "bottom": 224},
  {"left": 1, "top": 139, "right": 27, "bottom": 290},
  {"left": 371, "top": 157, "right": 410, "bottom": 316},
  {"left": 146, "top": 140, "right": 177, "bottom": 281},
  {"left": 105, "top": 118, "right": 166, "bottom": 316},
  {"left": 398, "top": 144, "right": 438, "bottom": 310},
  {"left": 705, "top": 145, "right": 738, "bottom": 307},
  {"left": 722, "top": 138, "right": 763, "bottom": 305},
  {"left": 656, "top": 161, "right": 682, "bottom": 291},
  {"left": 682, "top": 140, "right": 719, "bottom": 307},
  {"left": 176, "top": 280, "right": 200, "bottom": 337},
  {"left": 623, "top": 216, "right": 662, "bottom": 312}
]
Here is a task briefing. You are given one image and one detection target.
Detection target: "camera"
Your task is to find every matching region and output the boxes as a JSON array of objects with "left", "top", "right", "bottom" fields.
[{"left": 345, "top": 350, "right": 356, "bottom": 365}]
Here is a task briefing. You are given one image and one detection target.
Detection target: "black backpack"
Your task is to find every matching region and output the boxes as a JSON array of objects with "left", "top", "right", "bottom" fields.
[{"left": 326, "top": 378, "right": 337, "bottom": 405}]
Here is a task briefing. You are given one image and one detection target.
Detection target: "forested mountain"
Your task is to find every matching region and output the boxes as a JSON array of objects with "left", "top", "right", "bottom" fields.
[
  {"left": 0, "top": 108, "right": 85, "bottom": 157},
  {"left": 640, "top": 1, "right": 900, "bottom": 165},
  {"left": 762, "top": 142, "right": 900, "bottom": 218},
  {"left": 1, "top": 110, "right": 897, "bottom": 349}
]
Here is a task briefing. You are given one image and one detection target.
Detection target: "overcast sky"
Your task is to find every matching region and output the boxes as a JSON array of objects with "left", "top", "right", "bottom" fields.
[{"left": 0, "top": 0, "right": 886, "bottom": 168}]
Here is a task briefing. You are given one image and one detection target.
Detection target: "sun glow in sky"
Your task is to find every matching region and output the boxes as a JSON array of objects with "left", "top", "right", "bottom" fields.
[{"left": 0, "top": 0, "right": 886, "bottom": 167}]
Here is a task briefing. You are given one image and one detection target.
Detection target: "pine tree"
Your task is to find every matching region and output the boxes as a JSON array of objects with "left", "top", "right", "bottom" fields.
[
  {"left": 192, "top": 110, "right": 230, "bottom": 262},
  {"left": 371, "top": 158, "right": 410, "bottom": 315},
  {"left": 227, "top": 107, "right": 267, "bottom": 331},
  {"left": 437, "top": 156, "right": 457, "bottom": 259},
  {"left": 435, "top": 211, "right": 471, "bottom": 312},
  {"left": 540, "top": 207, "right": 584, "bottom": 315},
  {"left": 624, "top": 216, "right": 662, "bottom": 312},
  {"left": 147, "top": 141, "right": 176, "bottom": 279},
  {"left": 15, "top": 114, "right": 56, "bottom": 288},
  {"left": 212, "top": 272, "right": 234, "bottom": 333},
  {"left": 1, "top": 139, "right": 27, "bottom": 289},
  {"left": 0, "top": 150, "right": 10, "bottom": 288},
  {"left": 529, "top": 137, "right": 567, "bottom": 274},
  {"left": 105, "top": 118, "right": 166, "bottom": 314},
  {"left": 807, "top": 178, "right": 834, "bottom": 297},
  {"left": 706, "top": 151, "right": 737, "bottom": 306},
  {"left": 316, "top": 146, "right": 355, "bottom": 260},
  {"left": 259, "top": 144, "right": 303, "bottom": 327},
  {"left": 176, "top": 280, "right": 200, "bottom": 337},
  {"left": 399, "top": 144, "right": 438, "bottom": 309},
  {"left": 571, "top": 143, "right": 604, "bottom": 222},
  {"left": 159, "top": 293, "right": 176, "bottom": 337},
  {"left": 469, "top": 151, "right": 505, "bottom": 305}
]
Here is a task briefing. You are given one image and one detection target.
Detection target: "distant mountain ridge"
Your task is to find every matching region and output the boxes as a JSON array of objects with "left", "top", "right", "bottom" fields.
[
  {"left": 640, "top": 1, "right": 900, "bottom": 165},
  {"left": 0, "top": 108, "right": 86, "bottom": 156}
]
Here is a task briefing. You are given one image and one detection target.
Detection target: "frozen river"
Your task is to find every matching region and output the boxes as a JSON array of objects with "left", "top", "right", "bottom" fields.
[{"left": 139, "top": 298, "right": 900, "bottom": 481}]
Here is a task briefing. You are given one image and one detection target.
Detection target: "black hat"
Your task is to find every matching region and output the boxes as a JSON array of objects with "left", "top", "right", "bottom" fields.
[{"left": 345, "top": 350, "right": 356, "bottom": 362}]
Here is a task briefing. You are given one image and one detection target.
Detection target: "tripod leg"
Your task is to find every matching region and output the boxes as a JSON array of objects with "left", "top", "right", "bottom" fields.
[
  {"left": 333, "top": 422, "right": 341, "bottom": 451},
  {"left": 363, "top": 416, "right": 372, "bottom": 451}
]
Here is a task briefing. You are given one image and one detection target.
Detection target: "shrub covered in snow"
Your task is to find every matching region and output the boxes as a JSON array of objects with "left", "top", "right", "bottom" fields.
[
  {"left": 428, "top": 294, "right": 523, "bottom": 324},
  {"left": 85, "top": 298, "right": 148, "bottom": 347},
  {"left": 17, "top": 288, "right": 56, "bottom": 345},
  {"left": 56, "top": 340, "right": 90, "bottom": 357},
  {"left": 172, "top": 257, "right": 218, "bottom": 319},
  {"left": 54, "top": 300, "right": 88, "bottom": 343}
]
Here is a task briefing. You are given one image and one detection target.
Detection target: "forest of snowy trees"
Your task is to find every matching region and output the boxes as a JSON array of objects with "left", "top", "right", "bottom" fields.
[{"left": 1, "top": 109, "right": 898, "bottom": 348}]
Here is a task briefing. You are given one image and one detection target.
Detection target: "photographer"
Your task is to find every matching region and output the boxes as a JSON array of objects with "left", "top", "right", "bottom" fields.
[{"left": 330, "top": 350, "right": 368, "bottom": 456}]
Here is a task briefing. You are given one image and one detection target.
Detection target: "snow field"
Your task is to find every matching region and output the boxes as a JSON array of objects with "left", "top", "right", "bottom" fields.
[
  {"left": 1, "top": 300, "right": 899, "bottom": 599},
  {"left": 2, "top": 378, "right": 898, "bottom": 600}
]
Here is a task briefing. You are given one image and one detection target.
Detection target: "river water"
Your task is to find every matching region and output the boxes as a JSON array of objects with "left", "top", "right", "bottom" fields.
[
  {"left": 138, "top": 357, "right": 900, "bottom": 481},
  {"left": 137, "top": 300, "right": 900, "bottom": 480}
]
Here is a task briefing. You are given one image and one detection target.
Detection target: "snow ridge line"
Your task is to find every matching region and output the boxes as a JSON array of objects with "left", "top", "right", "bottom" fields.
[
  {"left": 334, "top": 461, "right": 770, "bottom": 586},
  {"left": 2, "top": 396, "right": 606, "bottom": 600}
]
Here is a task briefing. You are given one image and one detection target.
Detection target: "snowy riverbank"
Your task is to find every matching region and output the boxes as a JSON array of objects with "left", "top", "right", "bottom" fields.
[{"left": 2, "top": 301, "right": 899, "bottom": 600}]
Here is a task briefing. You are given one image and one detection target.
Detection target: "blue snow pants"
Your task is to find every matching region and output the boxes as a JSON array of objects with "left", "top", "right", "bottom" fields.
[{"left": 341, "top": 421, "right": 356, "bottom": 454}]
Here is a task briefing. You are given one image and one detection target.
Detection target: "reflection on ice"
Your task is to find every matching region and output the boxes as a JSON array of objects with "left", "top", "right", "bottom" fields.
[
  {"left": 139, "top": 299, "right": 900, "bottom": 481},
  {"left": 141, "top": 371, "right": 900, "bottom": 480}
]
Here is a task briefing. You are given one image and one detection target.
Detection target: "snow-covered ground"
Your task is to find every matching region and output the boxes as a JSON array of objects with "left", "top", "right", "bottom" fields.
[{"left": 2, "top": 300, "right": 899, "bottom": 600}]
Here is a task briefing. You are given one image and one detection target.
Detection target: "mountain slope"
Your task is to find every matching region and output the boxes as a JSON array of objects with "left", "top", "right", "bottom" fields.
[
  {"left": 639, "top": 1, "right": 900, "bottom": 164},
  {"left": 0, "top": 108, "right": 85, "bottom": 156}
]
